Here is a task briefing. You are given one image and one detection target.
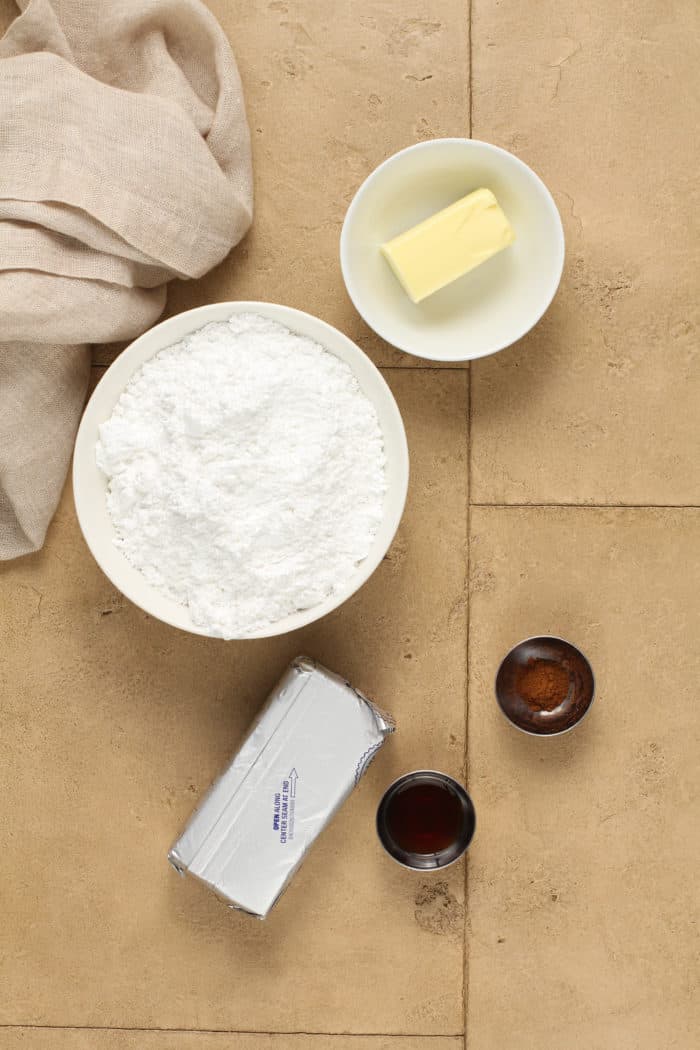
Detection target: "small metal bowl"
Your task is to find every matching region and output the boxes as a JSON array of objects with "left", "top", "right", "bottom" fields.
[
  {"left": 376, "top": 770, "right": 476, "bottom": 870},
  {"left": 495, "top": 635, "right": 595, "bottom": 737}
]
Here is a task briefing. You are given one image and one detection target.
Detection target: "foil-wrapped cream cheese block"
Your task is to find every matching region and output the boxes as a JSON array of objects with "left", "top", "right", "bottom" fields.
[{"left": 168, "top": 656, "right": 395, "bottom": 918}]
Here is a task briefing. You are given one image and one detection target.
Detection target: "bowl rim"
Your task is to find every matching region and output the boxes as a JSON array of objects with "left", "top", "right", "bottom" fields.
[
  {"left": 73, "top": 300, "right": 410, "bottom": 640},
  {"left": 339, "top": 136, "right": 566, "bottom": 362},
  {"left": 494, "top": 633, "right": 596, "bottom": 738}
]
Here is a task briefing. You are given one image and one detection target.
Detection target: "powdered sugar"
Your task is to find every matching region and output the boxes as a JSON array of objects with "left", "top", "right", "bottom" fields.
[{"left": 96, "top": 313, "right": 387, "bottom": 638}]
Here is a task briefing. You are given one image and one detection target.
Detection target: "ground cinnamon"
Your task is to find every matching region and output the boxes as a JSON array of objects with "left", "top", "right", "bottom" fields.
[{"left": 515, "top": 657, "right": 570, "bottom": 711}]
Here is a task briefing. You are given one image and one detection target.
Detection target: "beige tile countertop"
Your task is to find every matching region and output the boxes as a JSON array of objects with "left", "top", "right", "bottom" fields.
[{"left": 0, "top": 1, "right": 698, "bottom": 1049}]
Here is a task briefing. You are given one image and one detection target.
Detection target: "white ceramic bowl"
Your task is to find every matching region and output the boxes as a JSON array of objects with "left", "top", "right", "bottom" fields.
[
  {"left": 73, "top": 301, "right": 409, "bottom": 639},
  {"left": 340, "top": 138, "right": 565, "bottom": 362}
]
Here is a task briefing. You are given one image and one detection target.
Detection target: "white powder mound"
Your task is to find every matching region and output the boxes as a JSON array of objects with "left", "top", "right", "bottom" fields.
[{"left": 96, "top": 313, "right": 387, "bottom": 638}]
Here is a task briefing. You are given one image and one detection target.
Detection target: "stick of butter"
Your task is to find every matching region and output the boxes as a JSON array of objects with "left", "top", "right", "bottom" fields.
[{"left": 381, "top": 187, "right": 515, "bottom": 303}]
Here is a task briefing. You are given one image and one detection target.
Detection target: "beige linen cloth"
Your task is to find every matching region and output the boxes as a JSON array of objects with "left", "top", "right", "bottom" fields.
[{"left": 0, "top": 0, "right": 252, "bottom": 558}]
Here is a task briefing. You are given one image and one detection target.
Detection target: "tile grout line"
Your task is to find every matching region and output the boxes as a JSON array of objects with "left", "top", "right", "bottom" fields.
[
  {"left": 464, "top": 367, "right": 472, "bottom": 1050},
  {"left": 468, "top": 0, "right": 474, "bottom": 143},
  {"left": 0, "top": 1026, "right": 460, "bottom": 1039},
  {"left": 464, "top": 6, "right": 473, "bottom": 1049},
  {"left": 471, "top": 502, "right": 700, "bottom": 510}
]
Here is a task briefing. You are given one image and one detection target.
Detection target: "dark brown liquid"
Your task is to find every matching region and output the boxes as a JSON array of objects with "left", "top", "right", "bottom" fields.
[{"left": 385, "top": 782, "right": 465, "bottom": 855}]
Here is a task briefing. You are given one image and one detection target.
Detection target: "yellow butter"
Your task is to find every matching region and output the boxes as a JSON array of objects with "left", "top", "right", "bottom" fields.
[{"left": 380, "top": 188, "right": 515, "bottom": 303}]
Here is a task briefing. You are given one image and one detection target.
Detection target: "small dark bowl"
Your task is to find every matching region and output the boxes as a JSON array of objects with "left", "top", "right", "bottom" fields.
[
  {"left": 376, "top": 771, "right": 476, "bottom": 870},
  {"left": 495, "top": 636, "right": 595, "bottom": 736}
]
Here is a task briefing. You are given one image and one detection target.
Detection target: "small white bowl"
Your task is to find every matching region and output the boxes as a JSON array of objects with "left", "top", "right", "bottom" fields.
[
  {"left": 340, "top": 138, "right": 565, "bottom": 362},
  {"left": 73, "top": 301, "right": 409, "bottom": 639}
]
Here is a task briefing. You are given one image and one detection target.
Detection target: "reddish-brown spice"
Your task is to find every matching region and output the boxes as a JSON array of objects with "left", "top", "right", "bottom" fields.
[{"left": 515, "top": 657, "right": 570, "bottom": 711}]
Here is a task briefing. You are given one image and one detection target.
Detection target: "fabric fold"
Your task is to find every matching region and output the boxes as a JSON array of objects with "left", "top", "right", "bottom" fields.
[{"left": 0, "top": 0, "right": 253, "bottom": 559}]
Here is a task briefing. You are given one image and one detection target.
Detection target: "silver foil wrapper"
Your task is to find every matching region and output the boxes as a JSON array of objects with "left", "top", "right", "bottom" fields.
[{"left": 168, "top": 656, "right": 395, "bottom": 918}]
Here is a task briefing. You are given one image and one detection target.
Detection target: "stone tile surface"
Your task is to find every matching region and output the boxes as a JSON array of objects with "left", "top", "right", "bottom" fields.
[
  {"left": 470, "top": 0, "right": 700, "bottom": 504},
  {"left": 93, "top": 0, "right": 469, "bottom": 368},
  {"left": 2, "top": 0, "right": 699, "bottom": 1043},
  {"left": 0, "top": 1035, "right": 461, "bottom": 1050},
  {"left": 0, "top": 370, "right": 468, "bottom": 1034},
  {"left": 467, "top": 507, "right": 700, "bottom": 1050}
]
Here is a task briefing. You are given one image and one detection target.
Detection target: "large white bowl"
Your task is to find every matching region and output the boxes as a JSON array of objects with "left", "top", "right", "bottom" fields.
[
  {"left": 73, "top": 302, "right": 409, "bottom": 639},
  {"left": 340, "top": 138, "right": 565, "bottom": 362}
]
